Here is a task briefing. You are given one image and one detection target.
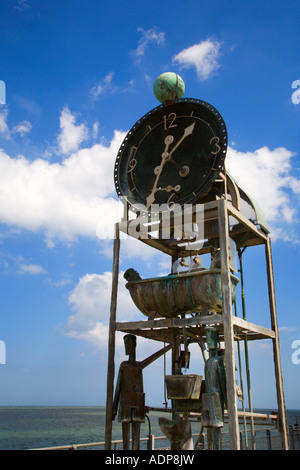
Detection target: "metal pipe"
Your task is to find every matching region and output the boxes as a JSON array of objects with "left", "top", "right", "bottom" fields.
[
  {"left": 234, "top": 299, "right": 248, "bottom": 449},
  {"left": 238, "top": 248, "right": 256, "bottom": 450}
]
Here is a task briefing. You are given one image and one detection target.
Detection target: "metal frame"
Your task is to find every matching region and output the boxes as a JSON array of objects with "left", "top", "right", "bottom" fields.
[{"left": 105, "top": 198, "right": 289, "bottom": 450}]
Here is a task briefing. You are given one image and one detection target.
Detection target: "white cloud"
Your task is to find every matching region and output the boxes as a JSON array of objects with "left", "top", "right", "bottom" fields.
[
  {"left": 173, "top": 39, "right": 221, "bottom": 80},
  {"left": 64, "top": 271, "right": 140, "bottom": 349},
  {"left": 279, "top": 326, "right": 298, "bottom": 333},
  {"left": 0, "top": 128, "right": 126, "bottom": 244},
  {"left": 18, "top": 263, "right": 46, "bottom": 275},
  {"left": 58, "top": 141, "right": 299, "bottom": 348},
  {"left": 0, "top": 104, "right": 299, "bottom": 249},
  {"left": 12, "top": 120, "right": 32, "bottom": 136},
  {"left": 57, "top": 105, "right": 89, "bottom": 154},
  {"left": 90, "top": 72, "right": 115, "bottom": 100},
  {"left": 226, "top": 145, "right": 300, "bottom": 237},
  {"left": 92, "top": 121, "right": 99, "bottom": 139},
  {"left": 15, "top": 0, "right": 30, "bottom": 11},
  {"left": 0, "top": 108, "right": 11, "bottom": 139},
  {"left": 132, "top": 27, "right": 165, "bottom": 60},
  {"left": 0, "top": 108, "right": 32, "bottom": 139}
]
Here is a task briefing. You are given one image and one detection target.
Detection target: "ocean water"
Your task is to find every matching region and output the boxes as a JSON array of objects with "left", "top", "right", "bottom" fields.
[{"left": 0, "top": 406, "right": 298, "bottom": 450}]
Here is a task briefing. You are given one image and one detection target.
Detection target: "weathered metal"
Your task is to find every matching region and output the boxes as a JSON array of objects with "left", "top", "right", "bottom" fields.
[
  {"left": 125, "top": 269, "right": 239, "bottom": 318},
  {"left": 202, "top": 326, "right": 227, "bottom": 450},
  {"left": 165, "top": 374, "right": 202, "bottom": 400},
  {"left": 158, "top": 417, "right": 194, "bottom": 450},
  {"left": 112, "top": 334, "right": 172, "bottom": 450}
]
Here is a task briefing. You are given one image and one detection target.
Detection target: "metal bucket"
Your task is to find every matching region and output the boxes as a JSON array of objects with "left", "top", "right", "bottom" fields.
[{"left": 165, "top": 375, "right": 202, "bottom": 400}]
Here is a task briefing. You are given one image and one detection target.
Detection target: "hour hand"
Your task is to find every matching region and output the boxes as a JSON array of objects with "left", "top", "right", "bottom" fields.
[{"left": 146, "top": 192, "right": 156, "bottom": 209}]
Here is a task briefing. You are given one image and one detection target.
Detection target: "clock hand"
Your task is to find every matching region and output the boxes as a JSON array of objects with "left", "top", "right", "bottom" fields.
[
  {"left": 146, "top": 135, "right": 174, "bottom": 208},
  {"left": 146, "top": 123, "right": 195, "bottom": 209},
  {"left": 162, "top": 122, "right": 196, "bottom": 170},
  {"left": 167, "top": 122, "right": 195, "bottom": 158}
]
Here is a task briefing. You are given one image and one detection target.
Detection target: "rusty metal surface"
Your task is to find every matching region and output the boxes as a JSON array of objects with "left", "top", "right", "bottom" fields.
[
  {"left": 125, "top": 269, "right": 239, "bottom": 318},
  {"left": 158, "top": 417, "right": 193, "bottom": 450},
  {"left": 165, "top": 374, "right": 202, "bottom": 400}
]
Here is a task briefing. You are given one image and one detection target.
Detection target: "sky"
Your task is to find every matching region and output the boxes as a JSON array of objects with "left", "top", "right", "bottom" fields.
[{"left": 0, "top": 0, "right": 299, "bottom": 411}]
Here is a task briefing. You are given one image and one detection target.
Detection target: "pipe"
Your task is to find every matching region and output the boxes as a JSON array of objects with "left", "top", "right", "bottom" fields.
[{"left": 238, "top": 248, "right": 256, "bottom": 450}]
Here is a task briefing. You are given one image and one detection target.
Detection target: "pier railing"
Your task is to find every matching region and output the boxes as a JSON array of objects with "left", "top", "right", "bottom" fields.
[{"left": 30, "top": 425, "right": 299, "bottom": 451}]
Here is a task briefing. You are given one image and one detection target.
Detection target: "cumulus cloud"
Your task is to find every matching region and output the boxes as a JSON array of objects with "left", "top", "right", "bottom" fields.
[
  {"left": 0, "top": 105, "right": 299, "bottom": 253},
  {"left": 0, "top": 108, "right": 32, "bottom": 139},
  {"left": 57, "top": 105, "right": 89, "bottom": 154},
  {"left": 226, "top": 145, "right": 300, "bottom": 240},
  {"left": 12, "top": 120, "right": 32, "bottom": 136},
  {"left": 0, "top": 126, "right": 126, "bottom": 244},
  {"left": 64, "top": 271, "right": 140, "bottom": 349},
  {"left": 173, "top": 39, "right": 221, "bottom": 81}
]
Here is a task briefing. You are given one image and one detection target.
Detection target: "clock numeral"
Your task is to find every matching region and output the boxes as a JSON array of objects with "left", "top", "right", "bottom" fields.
[
  {"left": 127, "top": 146, "right": 138, "bottom": 173},
  {"left": 163, "top": 112, "right": 177, "bottom": 130},
  {"left": 209, "top": 136, "right": 221, "bottom": 155},
  {"left": 127, "top": 158, "right": 137, "bottom": 173}
]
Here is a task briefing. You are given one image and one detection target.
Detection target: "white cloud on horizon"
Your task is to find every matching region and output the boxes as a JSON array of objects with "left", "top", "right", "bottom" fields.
[{"left": 173, "top": 39, "right": 221, "bottom": 81}]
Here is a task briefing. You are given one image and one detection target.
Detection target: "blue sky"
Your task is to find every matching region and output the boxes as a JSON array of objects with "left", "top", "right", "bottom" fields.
[{"left": 0, "top": 0, "right": 299, "bottom": 410}]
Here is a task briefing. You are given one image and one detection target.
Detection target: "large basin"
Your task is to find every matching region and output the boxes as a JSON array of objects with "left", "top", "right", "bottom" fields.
[{"left": 125, "top": 269, "right": 239, "bottom": 318}]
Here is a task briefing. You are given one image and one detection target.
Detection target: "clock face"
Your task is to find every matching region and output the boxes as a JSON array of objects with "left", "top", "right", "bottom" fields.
[{"left": 114, "top": 99, "right": 227, "bottom": 213}]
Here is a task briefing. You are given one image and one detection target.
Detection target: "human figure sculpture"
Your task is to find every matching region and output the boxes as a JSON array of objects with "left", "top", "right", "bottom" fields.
[
  {"left": 112, "top": 334, "right": 171, "bottom": 450},
  {"left": 202, "top": 326, "right": 227, "bottom": 450}
]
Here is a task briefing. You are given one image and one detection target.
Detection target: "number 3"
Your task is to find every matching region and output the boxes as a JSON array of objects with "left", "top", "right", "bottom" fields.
[{"left": 210, "top": 136, "right": 221, "bottom": 155}]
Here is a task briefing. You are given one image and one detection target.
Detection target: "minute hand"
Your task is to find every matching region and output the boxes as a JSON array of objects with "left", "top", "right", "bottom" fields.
[
  {"left": 145, "top": 123, "right": 195, "bottom": 209},
  {"left": 167, "top": 122, "right": 195, "bottom": 158}
]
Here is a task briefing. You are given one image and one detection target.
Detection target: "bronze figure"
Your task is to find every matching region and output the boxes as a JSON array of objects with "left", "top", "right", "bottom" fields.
[
  {"left": 112, "top": 334, "right": 171, "bottom": 450},
  {"left": 202, "top": 326, "right": 227, "bottom": 450}
]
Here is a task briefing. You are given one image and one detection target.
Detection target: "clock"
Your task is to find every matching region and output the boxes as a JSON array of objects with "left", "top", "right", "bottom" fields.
[{"left": 114, "top": 98, "right": 227, "bottom": 213}]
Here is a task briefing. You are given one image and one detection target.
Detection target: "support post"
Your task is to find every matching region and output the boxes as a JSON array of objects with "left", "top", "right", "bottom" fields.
[
  {"left": 238, "top": 251, "right": 256, "bottom": 449},
  {"left": 265, "top": 237, "right": 289, "bottom": 449},
  {"left": 105, "top": 223, "right": 120, "bottom": 450},
  {"left": 218, "top": 199, "right": 240, "bottom": 450}
]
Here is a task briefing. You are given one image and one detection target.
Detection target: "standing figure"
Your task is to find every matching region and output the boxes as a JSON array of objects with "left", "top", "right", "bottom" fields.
[
  {"left": 202, "top": 326, "right": 227, "bottom": 450},
  {"left": 112, "top": 334, "right": 171, "bottom": 450}
]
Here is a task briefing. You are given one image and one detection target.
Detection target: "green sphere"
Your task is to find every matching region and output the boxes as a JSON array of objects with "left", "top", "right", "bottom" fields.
[{"left": 153, "top": 72, "right": 185, "bottom": 104}]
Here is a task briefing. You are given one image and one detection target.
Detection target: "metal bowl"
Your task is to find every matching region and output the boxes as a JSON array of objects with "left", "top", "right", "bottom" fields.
[{"left": 125, "top": 269, "right": 239, "bottom": 318}]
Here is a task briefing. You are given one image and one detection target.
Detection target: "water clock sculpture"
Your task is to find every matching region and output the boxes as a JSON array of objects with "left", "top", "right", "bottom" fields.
[{"left": 105, "top": 72, "right": 289, "bottom": 450}]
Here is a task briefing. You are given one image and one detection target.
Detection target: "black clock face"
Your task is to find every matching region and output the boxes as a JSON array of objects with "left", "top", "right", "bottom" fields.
[{"left": 114, "top": 99, "right": 227, "bottom": 213}]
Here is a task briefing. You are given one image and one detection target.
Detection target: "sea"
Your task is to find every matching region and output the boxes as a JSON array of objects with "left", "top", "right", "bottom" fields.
[{"left": 0, "top": 406, "right": 298, "bottom": 451}]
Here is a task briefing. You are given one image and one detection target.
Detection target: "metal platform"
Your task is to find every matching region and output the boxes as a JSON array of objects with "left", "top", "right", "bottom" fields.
[{"left": 116, "top": 314, "right": 276, "bottom": 344}]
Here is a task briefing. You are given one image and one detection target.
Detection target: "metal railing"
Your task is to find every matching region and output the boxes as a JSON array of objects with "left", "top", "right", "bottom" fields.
[{"left": 30, "top": 426, "right": 299, "bottom": 451}]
